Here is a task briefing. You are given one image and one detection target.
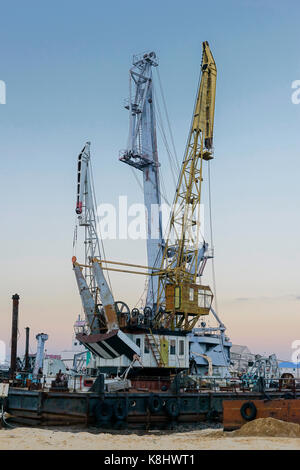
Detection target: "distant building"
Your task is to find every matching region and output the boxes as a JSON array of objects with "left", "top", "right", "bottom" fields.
[
  {"left": 278, "top": 361, "right": 300, "bottom": 378},
  {"left": 230, "top": 344, "right": 255, "bottom": 372}
]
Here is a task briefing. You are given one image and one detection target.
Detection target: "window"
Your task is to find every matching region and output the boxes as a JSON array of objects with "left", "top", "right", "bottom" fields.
[
  {"left": 189, "top": 288, "right": 194, "bottom": 301},
  {"left": 144, "top": 340, "right": 149, "bottom": 354},
  {"left": 198, "top": 289, "right": 213, "bottom": 309},
  {"left": 170, "top": 339, "right": 176, "bottom": 355},
  {"left": 136, "top": 338, "right": 141, "bottom": 348},
  {"left": 174, "top": 286, "right": 181, "bottom": 309},
  {"left": 198, "top": 289, "right": 206, "bottom": 308},
  {"left": 179, "top": 340, "right": 184, "bottom": 356}
]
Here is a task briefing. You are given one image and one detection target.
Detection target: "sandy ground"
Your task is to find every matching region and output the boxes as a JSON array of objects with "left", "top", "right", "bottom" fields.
[{"left": 1, "top": 419, "right": 300, "bottom": 450}]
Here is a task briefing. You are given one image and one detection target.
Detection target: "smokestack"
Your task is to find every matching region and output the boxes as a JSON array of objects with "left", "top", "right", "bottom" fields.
[
  {"left": 10, "top": 294, "right": 20, "bottom": 379},
  {"left": 24, "top": 327, "right": 30, "bottom": 371}
]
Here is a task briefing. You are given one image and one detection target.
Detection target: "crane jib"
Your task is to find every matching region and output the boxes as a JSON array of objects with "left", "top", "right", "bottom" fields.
[{"left": 155, "top": 41, "right": 217, "bottom": 331}]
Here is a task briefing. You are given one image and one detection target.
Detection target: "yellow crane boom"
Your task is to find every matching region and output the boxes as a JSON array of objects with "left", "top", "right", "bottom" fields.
[
  {"left": 193, "top": 41, "right": 217, "bottom": 151},
  {"left": 155, "top": 41, "right": 217, "bottom": 332}
]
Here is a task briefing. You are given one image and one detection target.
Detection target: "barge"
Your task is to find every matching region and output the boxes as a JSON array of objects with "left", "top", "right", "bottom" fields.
[{"left": 3, "top": 376, "right": 300, "bottom": 427}]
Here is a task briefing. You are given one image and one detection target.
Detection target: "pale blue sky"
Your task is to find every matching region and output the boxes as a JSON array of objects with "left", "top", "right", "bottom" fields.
[{"left": 0, "top": 0, "right": 299, "bottom": 359}]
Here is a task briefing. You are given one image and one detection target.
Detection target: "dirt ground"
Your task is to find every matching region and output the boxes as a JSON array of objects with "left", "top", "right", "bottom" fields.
[{"left": 1, "top": 418, "right": 300, "bottom": 450}]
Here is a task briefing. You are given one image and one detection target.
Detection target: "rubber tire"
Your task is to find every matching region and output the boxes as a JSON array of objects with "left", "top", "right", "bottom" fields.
[
  {"left": 148, "top": 394, "right": 163, "bottom": 414},
  {"left": 165, "top": 398, "right": 180, "bottom": 418},
  {"left": 114, "top": 399, "right": 128, "bottom": 421},
  {"left": 94, "top": 400, "right": 113, "bottom": 424},
  {"left": 240, "top": 401, "right": 257, "bottom": 421}
]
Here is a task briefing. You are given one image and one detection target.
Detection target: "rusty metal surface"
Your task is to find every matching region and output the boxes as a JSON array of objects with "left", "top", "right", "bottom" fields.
[
  {"left": 223, "top": 399, "right": 300, "bottom": 431},
  {"left": 131, "top": 378, "right": 170, "bottom": 392}
]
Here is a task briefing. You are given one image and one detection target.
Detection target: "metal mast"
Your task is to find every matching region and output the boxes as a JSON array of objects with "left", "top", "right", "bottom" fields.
[
  {"left": 120, "top": 52, "right": 163, "bottom": 313},
  {"left": 155, "top": 42, "right": 217, "bottom": 331}
]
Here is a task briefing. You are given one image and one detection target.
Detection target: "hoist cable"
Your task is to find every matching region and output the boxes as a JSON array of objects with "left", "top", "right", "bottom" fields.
[
  {"left": 129, "top": 163, "right": 170, "bottom": 206},
  {"left": 208, "top": 160, "right": 218, "bottom": 314},
  {"left": 207, "top": 160, "right": 229, "bottom": 369},
  {"left": 154, "top": 90, "right": 178, "bottom": 188},
  {"left": 156, "top": 68, "right": 180, "bottom": 172}
]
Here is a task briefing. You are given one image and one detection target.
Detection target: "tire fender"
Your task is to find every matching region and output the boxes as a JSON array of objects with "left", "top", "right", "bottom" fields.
[
  {"left": 114, "top": 398, "right": 128, "bottom": 421},
  {"left": 148, "top": 394, "right": 163, "bottom": 414},
  {"left": 94, "top": 400, "right": 113, "bottom": 423},
  {"left": 240, "top": 401, "right": 257, "bottom": 421},
  {"left": 165, "top": 398, "right": 180, "bottom": 418}
]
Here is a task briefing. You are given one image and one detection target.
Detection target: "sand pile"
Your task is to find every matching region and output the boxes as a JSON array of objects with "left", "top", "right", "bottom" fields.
[
  {"left": 234, "top": 418, "right": 300, "bottom": 438},
  {"left": 1, "top": 425, "right": 300, "bottom": 449},
  {"left": 0, "top": 427, "right": 224, "bottom": 450},
  {"left": 1, "top": 419, "right": 300, "bottom": 450}
]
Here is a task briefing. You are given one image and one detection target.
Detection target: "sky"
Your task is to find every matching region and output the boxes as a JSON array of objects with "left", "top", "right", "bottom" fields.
[{"left": 0, "top": 0, "right": 299, "bottom": 361}]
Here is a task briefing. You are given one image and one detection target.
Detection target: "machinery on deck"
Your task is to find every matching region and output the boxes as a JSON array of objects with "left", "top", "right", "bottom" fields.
[{"left": 241, "top": 354, "right": 280, "bottom": 389}]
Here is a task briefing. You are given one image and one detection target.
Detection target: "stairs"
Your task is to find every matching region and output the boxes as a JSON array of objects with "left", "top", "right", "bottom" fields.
[{"left": 145, "top": 330, "right": 165, "bottom": 367}]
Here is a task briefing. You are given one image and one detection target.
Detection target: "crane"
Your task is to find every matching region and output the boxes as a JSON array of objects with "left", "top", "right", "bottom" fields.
[
  {"left": 75, "top": 142, "right": 102, "bottom": 298},
  {"left": 73, "top": 142, "right": 121, "bottom": 332},
  {"left": 72, "top": 143, "right": 140, "bottom": 359},
  {"left": 120, "top": 52, "right": 164, "bottom": 314},
  {"left": 73, "top": 142, "right": 121, "bottom": 331},
  {"left": 154, "top": 41, "right": 217, "bottom": 332},
  {"left": 71, "top": 43, "right": 222, "bottom": 371},
  {"left": 73, "top": 142, "right": 103, "bottom": 334}
]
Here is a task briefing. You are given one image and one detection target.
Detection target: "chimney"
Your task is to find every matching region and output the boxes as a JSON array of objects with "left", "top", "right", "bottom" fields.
[
  {"left": 24, "top": 327, "right": 30, "bottom": 371},
  {"left": 10, "top": 294, "right": 20, "bottom": 379}
]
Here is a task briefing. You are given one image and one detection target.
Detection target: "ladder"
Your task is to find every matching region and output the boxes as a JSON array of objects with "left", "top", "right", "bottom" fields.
[{"left": 145, "top": 330, "right": 165, "bottom": 367}]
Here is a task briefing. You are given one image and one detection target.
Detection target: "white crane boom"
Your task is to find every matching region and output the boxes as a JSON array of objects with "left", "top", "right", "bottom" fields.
[{"left": 120, "top": 52, "right": 163, "bottom": 313}]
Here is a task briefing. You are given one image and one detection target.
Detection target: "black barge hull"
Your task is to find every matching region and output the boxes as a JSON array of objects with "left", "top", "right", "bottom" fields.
[{"left": 5, "top": 387, "right": 300, "bottom": 427}]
